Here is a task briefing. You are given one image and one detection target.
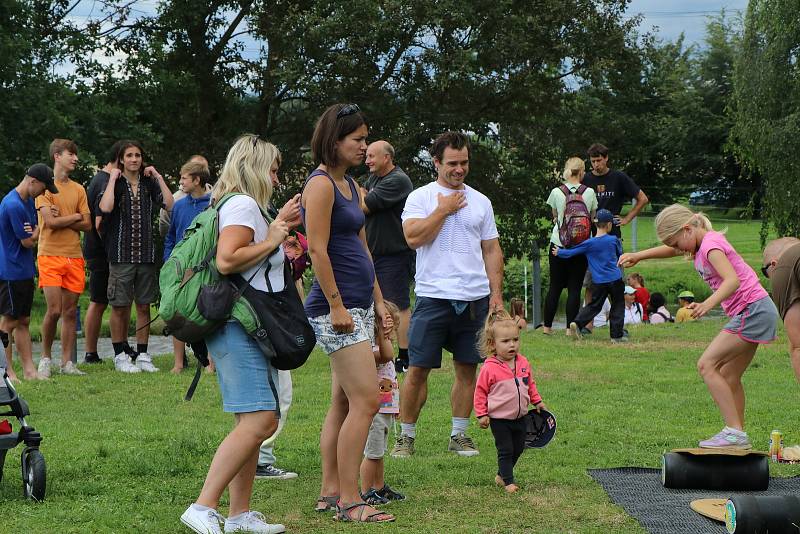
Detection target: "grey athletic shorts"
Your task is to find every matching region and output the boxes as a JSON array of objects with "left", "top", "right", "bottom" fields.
[{"left": 723, "top": 296, "right": 779, "bottom": 344}]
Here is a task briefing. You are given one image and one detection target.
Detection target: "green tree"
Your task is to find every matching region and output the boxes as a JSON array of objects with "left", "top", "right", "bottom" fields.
[{"left": 732, "top": 0, "right": 800, "bottom": 237}]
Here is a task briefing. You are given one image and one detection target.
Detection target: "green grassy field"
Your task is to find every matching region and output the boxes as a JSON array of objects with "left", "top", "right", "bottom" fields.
[
  {"left": 2, "top": 319, "right": 798, "bottom": 533},
  {"left": 506, "top": 212, "right": 776, "bottom": 319}
]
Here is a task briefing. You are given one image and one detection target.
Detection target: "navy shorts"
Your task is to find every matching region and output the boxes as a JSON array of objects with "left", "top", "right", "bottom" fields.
[
  {"left": 374, "top": 251, "right": 414, "bottom": 310},
  {"left": 407, "top": 296, "right": 488, "bottom": 368},
  {"left": 0, "top": 279, "right": 35, "bottom": 318}
]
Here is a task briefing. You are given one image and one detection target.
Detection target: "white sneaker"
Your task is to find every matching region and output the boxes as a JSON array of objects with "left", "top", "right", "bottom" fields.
[
  {"left": 37, "top": 357, "right": 52, "bottom": 379},
  {"left": 224, "top": 511, "right": 285, "bottom": 534},
  {"left": 135, "top": 352, "right": 159, "bottom": 372},
  {"left": 60, "top": 361, "right": 86, "bottom": 376},
  {"left": 181, "top": 505, "right": 225, "bottom": 534},
  {"left": 114, "top": 354, "right": 141, "bottom": 373}
]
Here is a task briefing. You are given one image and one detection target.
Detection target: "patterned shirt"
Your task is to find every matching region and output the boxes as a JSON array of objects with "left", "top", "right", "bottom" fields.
[{"left": 98, "top": 177, "right": 164, "bottom": 264}]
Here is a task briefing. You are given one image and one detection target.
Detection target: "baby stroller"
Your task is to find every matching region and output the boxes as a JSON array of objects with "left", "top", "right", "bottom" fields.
[{"left": 0, "top": 356, "right": 46, "bottom": 501}]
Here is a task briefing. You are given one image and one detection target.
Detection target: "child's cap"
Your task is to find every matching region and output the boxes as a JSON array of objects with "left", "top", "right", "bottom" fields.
[
  {"left": 594, "top": 209, "right": 613, "bottom": 223},
  {"left": 678, "top": 290, "right": 695, "bottom": 299},
  {"left": 624, "top": 285, "right": 636, "bottom": 295}
]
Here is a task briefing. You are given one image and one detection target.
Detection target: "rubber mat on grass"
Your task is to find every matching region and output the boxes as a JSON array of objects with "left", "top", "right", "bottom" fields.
[{"left": 588, "top": 467, "right": 800, "bottom": 534}]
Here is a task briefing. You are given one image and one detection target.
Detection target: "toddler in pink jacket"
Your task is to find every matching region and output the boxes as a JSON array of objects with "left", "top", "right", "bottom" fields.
[{"left": 474, "top": 309, "right": 546, "bottom": 493}]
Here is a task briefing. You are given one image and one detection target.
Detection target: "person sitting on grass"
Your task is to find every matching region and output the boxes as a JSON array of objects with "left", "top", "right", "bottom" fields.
[
  {"left": 163, "top": 160, "right": 213, "bottom": 375},
  {"left": 675, "top": 290, "right": 696, "bottom": 323},
  {"left": 552, "top": 209, "right": 626, "bottom": 342},
  {"left": 623, "top": 285, "right": 643, "bottom": 325},
  {"left": 359, "top": 300, "right": 405, "bottom": 506},
  {"left": 626, "top": 273, "right": 650, "bottom": 322},
  {"left": 619, "top": 204, "right": 779, "bottom": 449},
  {"left": 647, "top": 292, "right": 673, "bottom": 324},
  {"left": 474, "top": 308, "right": 546, "bottom": 494}
]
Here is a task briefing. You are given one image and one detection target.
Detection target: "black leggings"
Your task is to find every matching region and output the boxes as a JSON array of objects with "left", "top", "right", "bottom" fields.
[
  {"left": 490, "top": 417, "right": 527, "bottom": 485},
  {"left": 543, "top": 251, "right": 588, "bottom": 328}
]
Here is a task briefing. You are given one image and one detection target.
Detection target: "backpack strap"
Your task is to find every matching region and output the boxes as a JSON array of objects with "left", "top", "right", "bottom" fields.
[
  {"left": 559, "top": 184, "right": 571, "bottom": 197},
  {"left": 576, "top": 184, "right": 587, "bottom": 195}
]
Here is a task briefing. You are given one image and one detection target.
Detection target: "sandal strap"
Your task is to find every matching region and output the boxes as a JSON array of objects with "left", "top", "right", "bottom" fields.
[{"left": 338, "top": 501, "right": 394, "bottom": 522}]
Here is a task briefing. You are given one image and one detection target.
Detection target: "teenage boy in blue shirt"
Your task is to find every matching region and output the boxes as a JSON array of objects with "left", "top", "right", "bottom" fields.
[
  {"left": 0, "top": 164, "right": 58, "bottom": 380},
  {"left": 163, "top": 160, "right": 212, "bottom": 375},
  {"left": 553, "top": 209, "right": 626, "bottom": 342}
]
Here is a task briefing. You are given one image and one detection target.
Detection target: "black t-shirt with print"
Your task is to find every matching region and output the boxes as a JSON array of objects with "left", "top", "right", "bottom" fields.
[{"left": 582, "top": 169, "right": 640, "bottom": 237}]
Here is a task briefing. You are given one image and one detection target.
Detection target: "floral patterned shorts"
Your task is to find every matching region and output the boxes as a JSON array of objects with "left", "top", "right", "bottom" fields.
[{"left": 308, "top": 306, "right": 374, "bottom": 355}]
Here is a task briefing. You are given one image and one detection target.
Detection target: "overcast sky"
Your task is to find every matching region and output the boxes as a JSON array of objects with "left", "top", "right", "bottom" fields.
[
  {"left": 627, "top": 0, "right": 748, "bottom": 47},
  {"left": 69, "top": 0, "right": 750, "bottom": 61}
]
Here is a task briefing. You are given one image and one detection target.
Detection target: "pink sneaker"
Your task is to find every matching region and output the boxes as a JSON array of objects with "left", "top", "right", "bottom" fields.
[{"left": 699, "top": 429, "right": 752, "bottom": 449}]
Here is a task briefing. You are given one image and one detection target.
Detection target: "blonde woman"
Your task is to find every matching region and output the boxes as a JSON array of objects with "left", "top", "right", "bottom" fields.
[
  {"left": 619, "top": 204, "right": 778, "bottom": 449},
  {"left": 542, "top": 157, "right": 597, "bottom": 335},
  {"left": 181, "top": 135, "right": 288, "bottom": 534}
]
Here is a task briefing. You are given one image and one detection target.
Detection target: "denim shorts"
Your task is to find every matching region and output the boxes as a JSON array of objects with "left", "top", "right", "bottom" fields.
[
  {"left": 374, "top": 251, "right": 415, "bottom": 310},
  {"left": 723, "top": 296, "right": 779, "bottom": 344},
  {"left": 407, "top": 296, "right": 488, "bottom": 368},
  {"left": 308, "top": 307, "right": 374, "bottom": 355},
  {"left": 205, "top": 321, "right": 279, "bottom": 413}
]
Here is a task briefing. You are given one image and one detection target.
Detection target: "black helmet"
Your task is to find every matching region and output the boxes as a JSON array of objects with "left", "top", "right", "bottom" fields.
[{"left": 524, "top": 408, "right": 557, "bottom": 449}]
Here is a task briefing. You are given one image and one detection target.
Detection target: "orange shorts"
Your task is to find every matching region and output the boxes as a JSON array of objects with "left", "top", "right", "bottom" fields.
[{"left": 37, "top": 256, "right": 86, "bottom": 294}]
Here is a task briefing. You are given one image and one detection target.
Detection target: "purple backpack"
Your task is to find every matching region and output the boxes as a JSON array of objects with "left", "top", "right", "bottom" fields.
[{"left": 557, "top": 184, "right": 591, "bottom": 248}]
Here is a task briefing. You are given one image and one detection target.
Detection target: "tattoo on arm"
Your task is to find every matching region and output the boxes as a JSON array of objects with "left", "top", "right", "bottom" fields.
[{"left": 330, "top": 291, "right": 339, "bottom": 301}]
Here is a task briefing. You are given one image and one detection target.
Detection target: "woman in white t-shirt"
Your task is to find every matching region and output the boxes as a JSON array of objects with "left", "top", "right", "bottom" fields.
[
  {"left": 180, "top": 135, "right": 289, "bottom": 534},
  {"left": 543, "top": 157, "right": 597, "bottom": 335}
]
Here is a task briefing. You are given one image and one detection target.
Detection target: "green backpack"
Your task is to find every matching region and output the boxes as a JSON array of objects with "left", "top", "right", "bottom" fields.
[{"left": 158, "top": 193, "right": 262, "bottom": 344}]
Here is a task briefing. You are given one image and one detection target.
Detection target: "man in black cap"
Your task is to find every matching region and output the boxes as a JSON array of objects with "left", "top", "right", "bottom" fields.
[{"left": 0, "top": 164, "right": 57, "bottom": 381}]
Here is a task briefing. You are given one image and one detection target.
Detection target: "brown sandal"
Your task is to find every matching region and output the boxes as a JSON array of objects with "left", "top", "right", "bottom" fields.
[
  {"left": 335, "top": 501, "right": 395, "bottom": 523},
  {"left": 315, "top": 495, "right": 339, "bottom": 513}
]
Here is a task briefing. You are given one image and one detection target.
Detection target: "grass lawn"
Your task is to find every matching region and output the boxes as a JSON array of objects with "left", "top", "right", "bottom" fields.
[{"left": 2, "top": 319, "right": 799, "bottom": 533}]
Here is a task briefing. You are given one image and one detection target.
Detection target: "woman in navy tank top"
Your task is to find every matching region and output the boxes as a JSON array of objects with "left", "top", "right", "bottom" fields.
[{"left": 301, "top": 104, "right": 394, "bottom": 523}]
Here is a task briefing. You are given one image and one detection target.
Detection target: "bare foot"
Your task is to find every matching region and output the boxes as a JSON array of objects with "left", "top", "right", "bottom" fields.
[
  {"left": 170, "top": 367, "right": 183, "bottom": 375},
  {"left": 542, "top": 327, "right": 552, "bottom": 335},
  {"left": 504, "top": 483, "right": 519, "bottom": 493},
  {"left": 495, "top": 475, "right": 504, "bottom": 487},
  {"left": 7, "top": 374, "right": 21, "bottom": 384}
]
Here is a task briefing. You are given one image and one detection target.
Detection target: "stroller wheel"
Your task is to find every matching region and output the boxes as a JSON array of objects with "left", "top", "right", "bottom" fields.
[{"left": 20, "top": 447, "right": 46, "bottom": 501}]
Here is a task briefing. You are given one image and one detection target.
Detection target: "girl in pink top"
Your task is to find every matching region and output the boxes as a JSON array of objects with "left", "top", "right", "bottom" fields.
[
  {"left": 474, "top": 309, "right": 546, "bottom": 493},
  {"left": 620, "top": 204, "right": 778, "bottom": 450}
]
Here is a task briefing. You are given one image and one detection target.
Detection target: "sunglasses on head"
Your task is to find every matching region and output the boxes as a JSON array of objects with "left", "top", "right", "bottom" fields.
[
  {"left": 251, "top": 134, "right": 261, "bottom": 148},
  {"left": 336, "top": 103, "right": 360, "bottom": 119}
]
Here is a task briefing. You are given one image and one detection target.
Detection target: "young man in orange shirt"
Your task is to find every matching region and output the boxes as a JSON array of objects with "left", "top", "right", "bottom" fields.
[{"left": 36, "top": 139, "right": 91, "bottom": 377}]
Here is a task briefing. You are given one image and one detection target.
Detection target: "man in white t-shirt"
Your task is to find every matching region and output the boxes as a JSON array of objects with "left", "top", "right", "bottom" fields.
[{"left": 390, "top": 131, "right": 504, "bottom": 458}]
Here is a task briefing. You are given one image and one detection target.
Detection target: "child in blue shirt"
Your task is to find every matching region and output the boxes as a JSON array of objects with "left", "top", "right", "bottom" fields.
[
  {"left": 164, "top": 161, "right": 212, "bottom": 373},
  {"left": 553, "top": 209, "right": 626, "bottom": 342}
]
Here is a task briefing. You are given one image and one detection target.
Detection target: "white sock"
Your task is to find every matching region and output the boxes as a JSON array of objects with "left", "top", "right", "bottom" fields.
[
  {"left": 725, "top": 426, "right": 746, "bottom": 436},
  {"left": 191, "top": 503, "right": 213, "bottom": 512},
  {"left": 451, "top": 417, "right": 469, "bottom": 437},
  {"left": 227, "top": 511, "right": 247, "bottom": 522},
  {"left": 401, "top": 423, "right": 416, "bottom": 439}
]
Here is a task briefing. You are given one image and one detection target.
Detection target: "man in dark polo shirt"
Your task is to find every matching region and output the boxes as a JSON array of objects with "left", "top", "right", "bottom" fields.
[
  {"left": 582, "top": 143, "right": 649, "bottom": 324},
  {"left": 360, "top": 140, "right": 415, "bottom": 372},
  {"left": 762, "top": 237, "right": 800, "bottom": 382}
]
